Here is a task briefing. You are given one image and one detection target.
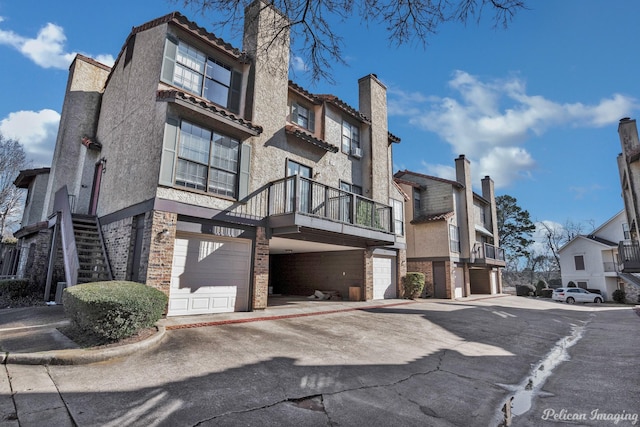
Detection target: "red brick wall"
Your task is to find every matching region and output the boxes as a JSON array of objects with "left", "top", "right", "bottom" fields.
[
  {"left": 364, "top": 249, "right": 374, "bottom": 301},
  {"left": 407, "top": 260, "right": 434, "bottom": 297}
]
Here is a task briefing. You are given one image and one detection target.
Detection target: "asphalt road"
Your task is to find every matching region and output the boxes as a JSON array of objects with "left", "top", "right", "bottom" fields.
[{"left": 6, "top": 296, "right": 640, "bottom": 426}]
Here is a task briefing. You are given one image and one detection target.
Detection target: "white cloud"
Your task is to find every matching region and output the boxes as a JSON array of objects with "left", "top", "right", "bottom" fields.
[
  {"left": 291, "top": 55, "right": 308, "bottom": 72},
  {"left": 0, "top": 18, "right": 114, "bottom": 69},
  {"left": 391, "top": 70, "right": 638, "bottom": 188},
  {"left": 419, "top": 161, "right": 456, "bottom": 181},
  {"left": 0, "top": 109, "right": 60, "bottom": 167}
]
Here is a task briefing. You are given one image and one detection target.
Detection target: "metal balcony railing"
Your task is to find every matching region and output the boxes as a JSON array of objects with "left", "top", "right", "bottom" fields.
[
  {"left": 618, "top": 240, "right": 640, "bottom": 272},
  {"left": 269, "top": 175, "right": 392, "bottom": 233},
  {"left": 473, "top": 242, "right": 506, "bottom": 263}
]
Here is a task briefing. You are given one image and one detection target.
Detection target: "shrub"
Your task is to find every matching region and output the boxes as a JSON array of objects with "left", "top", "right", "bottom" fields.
[
  {"left": 403, "top": 272, "right": 425, "bottom": 299},
  {"left": 63, "top": 281, "right": 167, "bottom": 342},
  {"left": 0, "top": 279, "right": 31, "bottom": 298},
  {"left": 535, "top": 280, "right": 546, "bottom": 296},
  {"left": 539, "top": 288, "right": 553, "bottom": 298},
  {"left": 567, "top": 281, "right": 576, "bottom": 288},
  {"left": 612, "top": 289, "right": 626, "bottom": 304},
  {"left": 516, "top": 284, "right": 535, "bottom": 296}
]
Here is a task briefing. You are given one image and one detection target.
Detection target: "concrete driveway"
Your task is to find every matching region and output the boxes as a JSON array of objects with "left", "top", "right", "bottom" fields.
[{"left": 4, "top": 296, "right": 640, "bottom": 426}]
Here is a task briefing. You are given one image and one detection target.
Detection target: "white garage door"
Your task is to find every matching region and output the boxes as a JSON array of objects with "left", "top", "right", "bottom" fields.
[
  {"left": 168, "top": 233, "right": 251, "bottom": 316},
  {"left": 373, "top": 256, "right": 397, "bottom": 300},
  {"left": 454, "top": 267, "right": 464, "bottom": 298}
]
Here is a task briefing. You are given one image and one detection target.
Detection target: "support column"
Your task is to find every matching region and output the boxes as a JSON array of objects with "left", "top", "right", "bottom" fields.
[
  {"left": 363, "top": 249, "right": 374, "bottom": 301},
  {"left": 252, "top": 226, "right": 269, "bottom": 309},
  {"left": 144, "top": 211, "right": 177, "bottom": 296},
  {"left": 397, "top": 249, "right": 407, "bottom": 298}
]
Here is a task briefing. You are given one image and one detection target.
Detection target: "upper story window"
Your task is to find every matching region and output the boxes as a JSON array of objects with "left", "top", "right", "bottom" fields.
[
  {"left": 623, "top": 222, "right": 631, "bottom": 239},
  {"left": 291, "top": 102, "right": 315, "bottom": 132},
  {"left": 175, "top": 120, "right": 240, "bottom": 198},
  {"left": 391, "top": 199, "right": 404, "bottom": 236},
  {"left": 413, "top": 189, "right": 421, "bottom": 217},
  {"left": 162, "top": 37, "right": 242, "bottom": 114},
  {"left": 449, "top": 224, "right": 460, "bottom": 253},
  {"left": 574, "top": 255, "right": 585, "bottom": 271},
  {"left": 342, "top": 121, "right": 361, "bottom": 158}
]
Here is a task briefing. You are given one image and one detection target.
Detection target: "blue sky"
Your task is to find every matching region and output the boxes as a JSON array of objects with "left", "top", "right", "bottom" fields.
[{"left": 0, "top": 0, "right": 638, "bottom": 237}]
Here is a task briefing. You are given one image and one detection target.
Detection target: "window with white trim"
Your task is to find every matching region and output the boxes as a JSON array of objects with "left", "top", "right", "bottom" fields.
[
  {"left": 163, "top": 37, "right": 242, "bottom": 113},
  {"left": 574, "top": 255, "right": 585, "bottom": 271},
  {"left": 391, "top": 199, "right": 404, "bottom": 236},
  {"left": 342, "top": 121, "right": 360, "bottom": 155},
  {"left": 291, "top": 102, "right": 315, "bottom": 132},
  {"left": 449, "top": 224, "right": 460, "bottom": 253},
  {"left": 175, "top": 120, "right": 240, "bottom": 198}
]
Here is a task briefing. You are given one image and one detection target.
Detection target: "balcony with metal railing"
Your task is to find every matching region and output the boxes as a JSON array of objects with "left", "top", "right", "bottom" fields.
[
  {"left": 472, "top": 242, "right": 506, "bottom": 267},
  {"left": 267, "top": 175, "right": 395, "bottom": 247},
  {"left": 618, "top": 240, "right": 640, "bottom": 272}
]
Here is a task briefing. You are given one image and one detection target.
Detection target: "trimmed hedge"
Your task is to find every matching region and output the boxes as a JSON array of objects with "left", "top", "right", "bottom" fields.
[
  {"left": 403, "top": 272, "right": 425, "bottom": 299},
  {"left": 63, "top": 281, "right": 167, "bottom": 342},
  {"left": 612, "top": 289, "right": 626, "bottom": 304},
  {"left": 0, "top": 279, "right": 31, "bottom": 298}
]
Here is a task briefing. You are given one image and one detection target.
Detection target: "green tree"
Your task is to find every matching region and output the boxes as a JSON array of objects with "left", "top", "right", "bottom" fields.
[
  {"left": 496, "top": 194, "right": 535, "bottom": 269},
  {"left": 0, "top": 133, "right": 28, "bottom": 238},
  {"left": 176, "top": 0, "right": 527, "bottom": 82}
]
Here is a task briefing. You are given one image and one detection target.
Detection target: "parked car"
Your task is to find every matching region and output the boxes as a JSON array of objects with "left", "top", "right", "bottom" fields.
[{"left": 552, "top": 287, "right": 603, "bottom": 304}]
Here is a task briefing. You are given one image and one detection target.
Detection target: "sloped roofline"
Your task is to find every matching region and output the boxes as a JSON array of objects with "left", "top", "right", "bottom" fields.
[{"left": 394, "top": 169, "right": 463, "bottom": 188}]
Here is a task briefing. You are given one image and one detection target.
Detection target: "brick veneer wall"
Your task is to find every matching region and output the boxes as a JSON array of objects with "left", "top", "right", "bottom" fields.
[
  {"left": 407, "top": 259, "right": 455, "bottom": 299},
  {"left": 407, "top": 260, "right": 434, "bottom": 297},
  {"left": 101, "top": 217, "right": 133, "bottom": 280},
  {"left": 19, "top": 229, "right": 58, "bottom": 292},
  {"left": 270, "top": 250, "right": 364, "bottom": 299},
  {"left": 252, "top": 226, "right": 269, "bottom": 309},
  {"left": 144, "top": 211, "right": 177, "bottom": 296}
]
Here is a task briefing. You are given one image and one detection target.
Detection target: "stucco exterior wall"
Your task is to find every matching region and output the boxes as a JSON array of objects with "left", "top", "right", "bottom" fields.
[
  {"left": 21, "top": 173, "right": 49, "bottom": 227},
  {"left": 359, "top": 75, "right": 389, "bottom": 204},
  {"left": 43, "top": 57, "right": 110, "bottom": 219},
  {"left": 95, "top": 24, "right": 168, "bottom": 216}
]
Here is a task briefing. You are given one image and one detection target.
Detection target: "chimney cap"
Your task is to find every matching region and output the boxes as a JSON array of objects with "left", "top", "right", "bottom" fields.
[{"left": 620, "top": 117, "right": 632, "bottom": 122}]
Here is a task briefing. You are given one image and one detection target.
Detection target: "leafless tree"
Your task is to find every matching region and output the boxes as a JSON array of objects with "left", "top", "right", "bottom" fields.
[
  {"left": 537, "top": 219, "right": 594, "bottom": 273},
  {"left": 173, "top": 0, "right": 527, "bottom": 82},
  {"left": 0, "top": 134, "right": 28, "bottom": 239}
]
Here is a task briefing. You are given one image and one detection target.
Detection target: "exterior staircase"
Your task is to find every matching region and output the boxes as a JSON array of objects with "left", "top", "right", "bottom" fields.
[{"left": 72, "top": 214, "right": 112, "bottom": 284}]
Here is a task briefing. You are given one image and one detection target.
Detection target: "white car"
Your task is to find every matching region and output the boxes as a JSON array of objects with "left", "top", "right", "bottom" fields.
[{"left": 552, "top": 287, "right": 603, "bottom": 304}]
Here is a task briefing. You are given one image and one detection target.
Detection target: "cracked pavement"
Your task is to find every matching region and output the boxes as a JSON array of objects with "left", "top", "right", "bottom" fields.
[{"left": 2, "top": 296, "right": 639, "bottom": 426}]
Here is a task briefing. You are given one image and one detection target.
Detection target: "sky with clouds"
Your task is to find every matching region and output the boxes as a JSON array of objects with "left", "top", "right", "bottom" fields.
[{"left": 0, "top": 0, "right": 638, "bottom": 243}]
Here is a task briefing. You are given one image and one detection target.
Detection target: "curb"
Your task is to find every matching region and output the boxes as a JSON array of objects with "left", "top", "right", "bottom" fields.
[{"left": 1, "top": 325, "right": 166, "bottom": 366}]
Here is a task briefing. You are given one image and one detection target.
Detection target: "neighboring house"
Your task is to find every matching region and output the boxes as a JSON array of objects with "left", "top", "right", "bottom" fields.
[
  {"left": 615, "top": 117, "right": 640, "bottom": 303},
  {"left": 11, "top": 168, "right": 52, "bottom": 283},
  {"left": 393, "top": 156, "right": 505, "bottom": 299},
  {"left": 558, "top": 210, "right": 626, "bottom": 301},
  {"left": 13, "top": 1, "right": 408, "bottom": 315}
]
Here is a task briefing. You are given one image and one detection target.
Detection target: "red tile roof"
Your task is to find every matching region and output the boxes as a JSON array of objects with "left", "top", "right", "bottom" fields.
[
  {"left": 157, "top": 90, "right": 263, "bottom": 134},
  {"left": 285, "top": 125, "right": 339, "bottom": 152}
]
